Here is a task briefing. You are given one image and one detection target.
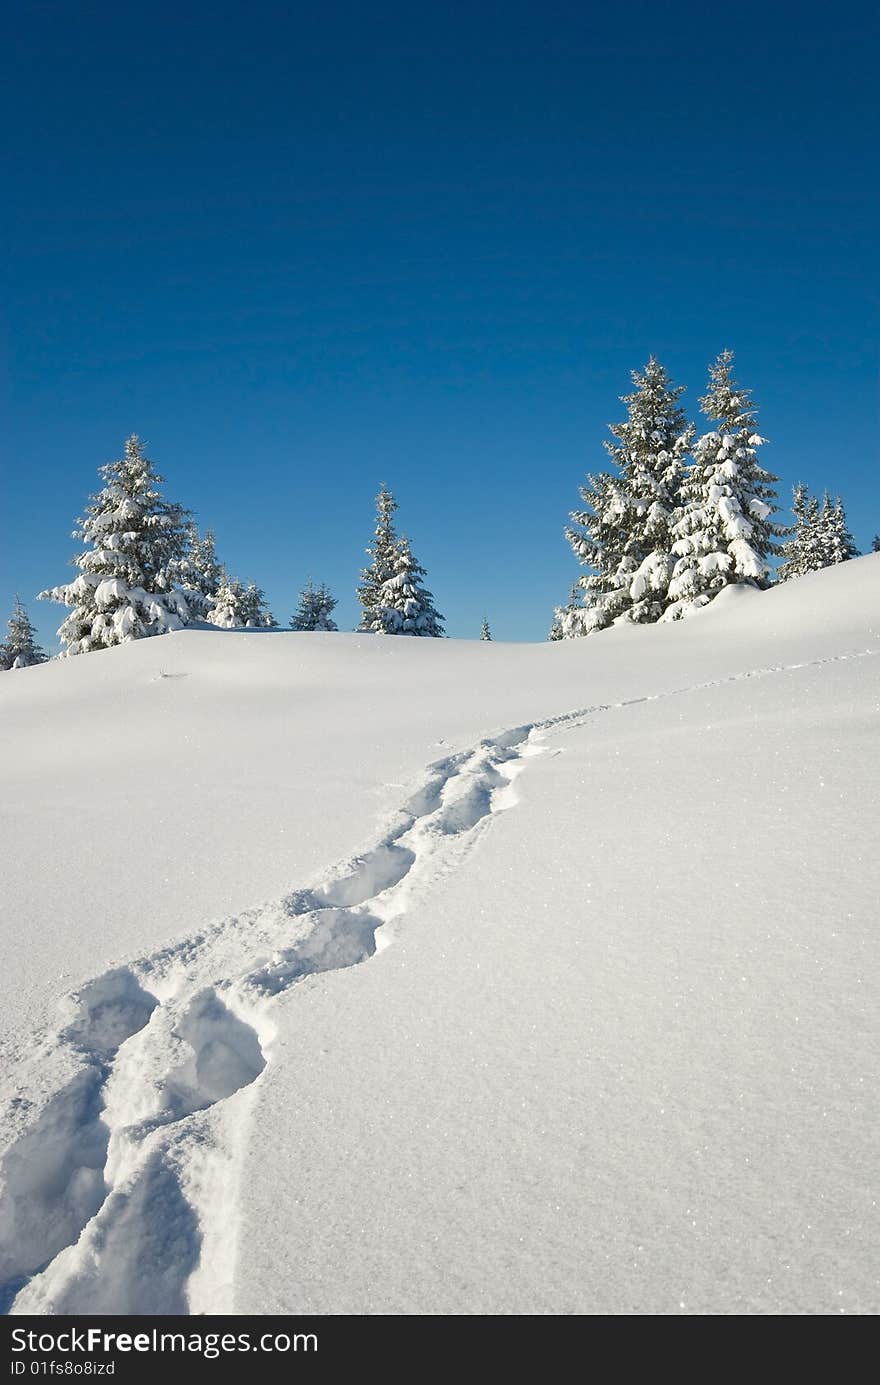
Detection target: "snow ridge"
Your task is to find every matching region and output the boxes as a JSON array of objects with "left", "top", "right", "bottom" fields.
[{"left": 1, "top": 644, "right": 876, "bottom": 1316}]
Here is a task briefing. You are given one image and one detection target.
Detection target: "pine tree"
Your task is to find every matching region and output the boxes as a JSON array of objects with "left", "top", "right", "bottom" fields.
[
  {"left": 873, "top": 535, "right": 880, "bottom": 553},
  {"left": 564, "top": 358, "right": 692, "bottom": 633},
  {"left": 207, "top": 575, "right": 248, "bottom": 628},
  {"left": 182, "top": 524, "right": 224, "bottom": 614},
  {"left": 549, "top": 583, "right": 584, "bottom": 640},
  {"left": 665, "top": 352, "right": 784, "bottom": 618},
  {"left": 207, "top": 575, "right": 275, "bottom": 628},
  {"left": 0, "top": 598, "right": 48, "bottom": 670},
  {"left": 778, "top": 482, "right": 811, "bottom": 581},
  {"left": 372, "top": 537, "right": 444, "bottom": 636},
  {"left": 291, "top": 580, "right": 338, "bottom": 631},
  {"left": 780, "top": 486, "right": 857, "bottom": 579},
  {"left": 39, "top": 436, "right": 192, "bottom": 654},
  {"left": 814, "top": 492, "right": 835, "bottom": 569},
  {"left": 817, "top": 493, "right": 858, "bottom": 566},
  {"left": 799, "top": 493, "right": 825, "bottom": 572},
  {"left": 242, "top": 582, "right": 277, "bottom": 628},
  {"left": 563, "top": 474, "right": 622, "bottom": 635},
  {"left": 358, "top": 485, "right": 399, "bottom": 630},
  {"left": 480, "top": 617, "right": 492, "bottom": 641}
]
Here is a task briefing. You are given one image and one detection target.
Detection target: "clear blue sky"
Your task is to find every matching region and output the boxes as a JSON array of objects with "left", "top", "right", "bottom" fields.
[{"left": 2, "top": 0, "right": 877, "bottom": 646}]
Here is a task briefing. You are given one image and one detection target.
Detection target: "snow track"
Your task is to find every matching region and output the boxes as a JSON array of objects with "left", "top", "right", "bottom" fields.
[
  {"left": 1, "top": 723, "right": 541, "bottom": 1314},
  {"left": 1, "top": 645, "right": 876, "bottom": 1315}
]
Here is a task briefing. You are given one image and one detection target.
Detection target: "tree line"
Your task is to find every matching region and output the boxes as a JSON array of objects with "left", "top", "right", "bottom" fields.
[
  {"left": 2, "top": 354, "right": 875, "bottom": 668},
  {"left": 3, "top": 438, "right": 444, "bottom": 662}
]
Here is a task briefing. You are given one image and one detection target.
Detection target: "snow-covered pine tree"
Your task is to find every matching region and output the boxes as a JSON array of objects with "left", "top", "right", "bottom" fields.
[
  {"left": 372, "top": 537, "right": 444, "bottom": 636},
  {"left": 548, "top": 583, "right": 583, "bottom": 640},
  {"left": 207, "top": 574, "right": 275, "bottom": 628},
  {"left": 358, "top": 485, "right": 399, "bottom": 630},
  {"left": 39, "top": 436, "right": 192, "bottom": 654},
  {"left": 665, "top": 351, "right": 784, "bottom": 618},
  {"left": 182, "top": 524, "right": 224, "bottom": 614},
  {"left": 873, "top": 535, "right": 880, "bottom": 553},
  {"left": 816, "top": 492, "right": 859, "bottom": 567},
  {"left": 834, "top": 498, "right": 859, "bottom": 563},
  {"left": 207, "top": 575, "right": 247, "bottom": 627},
  {"left": 814, "top": 492, "right": 835, "bottom": 569},
  {"left": 0, "top": 598, "right": 48, "bottom": 669},
  {"left": 778, "top": 482, "right": 811, "bottom": 581},
  {"left": 564, "top": 358, "right": 693, "bottom": 633},
  {"left": 241, "top": 582, "right": 276, "bottom": 628},
  {"left": 480, "top": 617, "right": 492, "bottom": 641},
  {"left": 798, "top": 493, "right": 825, "bottom": 572},
  {"left": 290, "top": 579, "right": 338, "bottom": 631},
  {"left": 561, "top": 474, "right": 625, "bottom": 635}
]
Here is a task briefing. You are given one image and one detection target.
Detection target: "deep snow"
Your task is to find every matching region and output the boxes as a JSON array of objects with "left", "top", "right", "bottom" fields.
[{"left": 1, "top": 556, "right": 878, "bottom": 1315}]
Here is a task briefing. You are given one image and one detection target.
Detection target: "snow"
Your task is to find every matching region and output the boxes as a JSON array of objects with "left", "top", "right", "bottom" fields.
[
  {"left": 1, "top": 555, "right": 878, "bottom": 1316},
  {"left": 94, "top": 578, "right": 128, "bottom": 607}
]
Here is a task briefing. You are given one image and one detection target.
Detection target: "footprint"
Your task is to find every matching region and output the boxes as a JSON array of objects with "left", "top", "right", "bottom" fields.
[
  {"left": 247, "top": 907, "right": 382, "bottom": 998},
  {"left": 60, "top": 968, "right": 158, "bottom": 1058},
  {"left": 163, "top": 989, "right": 266, "bottom": 1119},
  {"left": 311, "top": 843, "right": 416, "bottom": 909},
  {"left": 1, "top": 969, "right": 158, "bottom": 1296},
  {"left": 0, "top": 1069, "right": 108, "bottom": 1291}
]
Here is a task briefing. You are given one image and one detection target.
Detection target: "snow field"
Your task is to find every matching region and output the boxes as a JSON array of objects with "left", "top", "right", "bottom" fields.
[{"left": 1, "top": 554, "right": 878, "bottom": 1314}]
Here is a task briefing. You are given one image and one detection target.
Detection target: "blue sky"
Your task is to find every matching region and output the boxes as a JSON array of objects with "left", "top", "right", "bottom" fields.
[{"left": 2, "top": 0, "right": 877, "bottom": 646}]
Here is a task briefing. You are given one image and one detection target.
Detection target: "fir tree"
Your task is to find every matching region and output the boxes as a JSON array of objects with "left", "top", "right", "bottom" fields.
[
  {"left": 778, "top": 482, "right": 812, "bottom": 581},
  {"left": 549, "top": 583, "right": 583, "bottom": 640},
  {"left": 0, "top": 598, "right": 48, "bottom": 670},
  {"left": 39, "top": 436, "right": 192, "bottom": 654},
  {"left": 480, "top": 617, "right": 492, "bottom": 641},
  {"left": 242, "top": 582, "right": 277, "bottom": 628},
  {"left": 816, "top": 493, "right": 858, "bottom": 566},
  {"left": 799, "top": 493, "right": 825, "bottom": 572},
  {"left": 372, "top": 537, "right": 444, "bottom": 636},
  {"left": 563, "top": 473, "right": 621, "bottom": 635},
  {"left": 358, "top": 485, "right": 399, "bottom": 630},
  {"left": 207, "top": 575, "right": 276, "bottom": 628},
  {"left": 291, "top": 580, "right": 338, "bottom": 631},
  {"left": 564, "top": 358, "right": 692, "bottom": 633},
  {"left": 182, "top": 524, "right": 224, "bottom": 614},
  {"left": 873, "top": 535, "right": 880, "bottom": 553},
  {"left": 780, "top": 486, "right": 858, "bottom": 579},
  {"left": 666, "top": 352, "right": 784, "bottom": 617},
  {"left": 207, "top": 575, "right": 248, "bottom": 628}
]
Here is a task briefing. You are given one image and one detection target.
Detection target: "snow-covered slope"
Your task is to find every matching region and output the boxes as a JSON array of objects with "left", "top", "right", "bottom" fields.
[{"left": 1, "top": 556, "right": 878, "bottom": 1315}]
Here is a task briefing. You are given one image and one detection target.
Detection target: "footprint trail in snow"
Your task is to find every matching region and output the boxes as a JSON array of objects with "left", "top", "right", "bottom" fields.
[
  {"left": 0, "top": 722, "right": 543, "bottom": 1315},
  {"left": 1, "top": 645, "right": 875, "bottom": 1315}
]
